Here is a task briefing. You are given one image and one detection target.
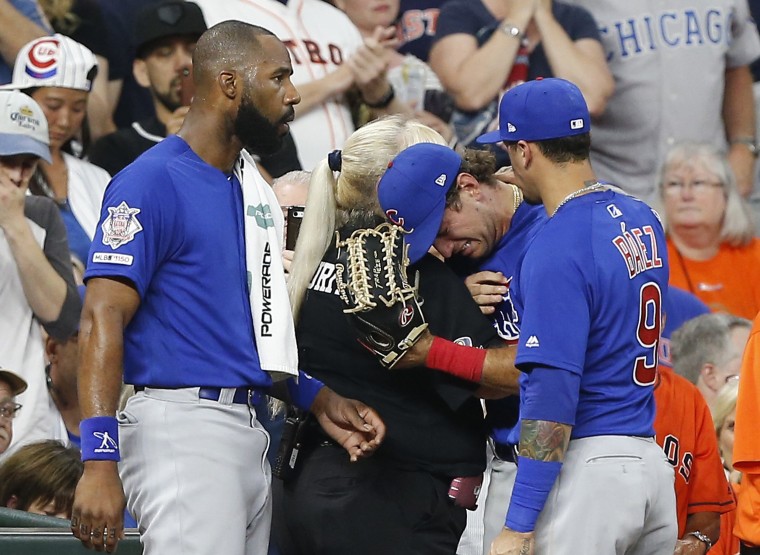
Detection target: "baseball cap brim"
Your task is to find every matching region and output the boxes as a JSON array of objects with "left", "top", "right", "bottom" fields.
[
  {"left": 405, "top": 198, "right": 447, "bottom": 264},
  {"left": 0, "top": 133, "right": 52, "bottom": 163},
  {"left": 0, "top": 368, "right": 28, "bottom": 396},
  {"left": 476, "top": 129, "right": 504, "bottom": 145}
]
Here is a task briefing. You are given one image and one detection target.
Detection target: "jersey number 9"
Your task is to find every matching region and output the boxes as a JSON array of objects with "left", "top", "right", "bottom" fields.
[{"left": 633, "top": 282, "right": 662, "bottom": 386}]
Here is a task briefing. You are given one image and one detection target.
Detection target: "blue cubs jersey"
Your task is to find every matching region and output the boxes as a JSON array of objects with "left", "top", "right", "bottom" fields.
[
  {"left": 85, "top": 136, "right": 272, "bottom": 389},
  {"left": 514, "top": 190, "right": 669, "bottom": 438},
  {"left": 476, "top": 203, "right": 547, "bottom": 445}
]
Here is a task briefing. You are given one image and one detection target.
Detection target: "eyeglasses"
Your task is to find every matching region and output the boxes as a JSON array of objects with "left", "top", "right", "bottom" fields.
[
  {"left": 0, "top": 401, "right": 22, "bottom": 419},
  {"left": 724, "top": 374, "right": 740, "bottom": 384},
  {"left": 662, "top": 179, "right": 724, "bottom": 195}
]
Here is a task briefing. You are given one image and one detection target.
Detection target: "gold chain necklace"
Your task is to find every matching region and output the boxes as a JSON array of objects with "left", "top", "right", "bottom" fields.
[
  {"left": 510, "top": 183, "right": 523, "bottom": 214},
  {"left": 551, "top": 182, "right": 607, "bottom": 217}
]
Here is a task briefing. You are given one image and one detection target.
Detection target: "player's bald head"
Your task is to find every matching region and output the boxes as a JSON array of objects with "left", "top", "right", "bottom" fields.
[{"left": 192, "top": 21, "right": 278, "bottom": 88}]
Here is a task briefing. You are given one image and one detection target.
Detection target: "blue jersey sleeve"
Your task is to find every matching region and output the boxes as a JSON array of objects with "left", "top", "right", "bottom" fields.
[{"left": 85, "top": 164, "right": 179, "bottom": 297}]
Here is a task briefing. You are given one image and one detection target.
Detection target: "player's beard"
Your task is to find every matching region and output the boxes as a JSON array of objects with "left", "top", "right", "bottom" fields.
[{"left": 234, "top": 92, "right": 291, "bottom": 156}]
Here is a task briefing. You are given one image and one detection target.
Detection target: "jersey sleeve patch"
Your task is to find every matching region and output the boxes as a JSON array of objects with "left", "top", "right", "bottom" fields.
[
  {"left": 101, "top": 202, "right": 143, "bottom": 249},
  {"left": 91, "top": 252, "right": 134, "bottom": 266}
]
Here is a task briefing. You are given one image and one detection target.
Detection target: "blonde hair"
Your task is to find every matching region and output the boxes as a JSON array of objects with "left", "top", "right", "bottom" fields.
[
  {"left": 288, "top": 115, "right": 446, "bottom": 319},
  {"left": 659, "top": 142, "right": 755, "bottom": 246}
]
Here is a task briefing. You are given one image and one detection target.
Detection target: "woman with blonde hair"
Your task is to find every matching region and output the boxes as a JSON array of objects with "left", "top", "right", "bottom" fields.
[
  {"left": 710, "top": 380, "right": 741, "bottom": 555},
  {"left": 661, "top": 142, "right": 760, "bottom": 319},
  {"left": 276, "top": 115, "right": 512, "bottom": 554}
]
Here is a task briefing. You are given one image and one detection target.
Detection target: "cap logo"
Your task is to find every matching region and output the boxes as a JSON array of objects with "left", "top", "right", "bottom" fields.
[
  {"left": 507, "top": 122, "right": 516, "bottom": 133},
  {"left": 570, "top": 118, "right": 584, "bottom": 130},
  {"left": 386, "top": 208, "right": 412, "bottom": 231},
  {"left": 435, "top": 173, "right": 447, "bottom": 187},
  {"left": 10, "top": 106, "right": 42, "bottom": 130},
  {"left": 25, "top": 38, "right": 60, "bottom": 80}
]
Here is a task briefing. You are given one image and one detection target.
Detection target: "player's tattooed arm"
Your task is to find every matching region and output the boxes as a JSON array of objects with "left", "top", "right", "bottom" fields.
[{"left": 518, "top": 419, "right": 572, "bottom": 462}]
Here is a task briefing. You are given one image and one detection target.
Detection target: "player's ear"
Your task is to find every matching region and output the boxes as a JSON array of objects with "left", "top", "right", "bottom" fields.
[
  {"left": 5, "top": 495, "right": 19, "bottom": 509},
  {"left": 457, "top": 173, "right": 479, "bottom": 196},
  {"left": 218, "top": 70, "right": 238, "bottom": 100}
]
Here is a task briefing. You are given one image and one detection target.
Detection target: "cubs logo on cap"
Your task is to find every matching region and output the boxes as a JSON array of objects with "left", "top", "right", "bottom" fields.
[
  {"left": 0, "top": 34, "right": 98, "bottom": 92},
  {"left": 377, "top": 143, "right": 462, "bottom": 264},
  {"left": 477, "top": 78, "right": 590, "bottom": 144}
]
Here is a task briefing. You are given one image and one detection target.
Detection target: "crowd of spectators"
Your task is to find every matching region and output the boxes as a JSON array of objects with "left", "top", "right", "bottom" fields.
[{"left": 2, "top": 0, "right": 760, "bottom": 554}]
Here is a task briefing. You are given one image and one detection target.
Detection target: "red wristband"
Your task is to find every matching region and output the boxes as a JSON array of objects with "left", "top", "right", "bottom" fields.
[{"left": 425, "top": 336, "right": 486, "bottom": 382}]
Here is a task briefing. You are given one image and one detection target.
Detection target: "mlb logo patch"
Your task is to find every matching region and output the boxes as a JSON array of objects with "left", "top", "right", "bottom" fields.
[
  {"left": 25, "top": 38, "right": 60, "bottom": 80},
  {"left": 570, "top": 118, "right": 584, "bottom": 130},
  {"left": 101, "top": 201, "right": 143, "bottom": 249}
]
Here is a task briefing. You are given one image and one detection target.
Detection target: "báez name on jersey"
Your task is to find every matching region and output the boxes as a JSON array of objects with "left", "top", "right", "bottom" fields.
[{"left": 612, "top": 223, "right": 663, "bottom": 279}]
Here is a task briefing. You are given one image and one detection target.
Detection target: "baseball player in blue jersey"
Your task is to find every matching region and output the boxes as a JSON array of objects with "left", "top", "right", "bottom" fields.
[
  {"left": 377, "top": 142, "right": 546, "bottom": 551},
  {"left": 476, "top": 78, "right": 677, "bottom": 555},
  {"left": 70, "top": 22, "right": 384, "bottom": 555}
]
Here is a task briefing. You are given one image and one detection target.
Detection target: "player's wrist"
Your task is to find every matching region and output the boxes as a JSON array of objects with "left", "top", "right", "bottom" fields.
[
  {"left": 506, "top": 457, "right": 562, "bottom": 532},
  {"left": 80, "top": 416, "right": 121, "bottom": 462},
  {"left": 425, "top": 336, "right": 486, "bottom": 382}
]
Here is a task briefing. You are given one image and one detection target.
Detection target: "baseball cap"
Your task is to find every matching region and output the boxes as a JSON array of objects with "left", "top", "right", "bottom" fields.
[
  {"left": 135, "top": 1, "right": 208, "bottom": 58},
  {"left": 0, "top": 90, "right": 51, "bottom": 163},
  {"left": 1, "top": 34, "right": 98, "bottom": 92},
  {"left": 377, "top": 143, "right": 462, "bottom": 264},
  {"left": 0, "top": 368, "right": 28, "bottom": 397},
  {"left": 477, "top": 78, "right": 590, "bottom": 144}
]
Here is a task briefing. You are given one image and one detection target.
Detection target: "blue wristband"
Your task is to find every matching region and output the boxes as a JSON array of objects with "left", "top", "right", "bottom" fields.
[
  {"left": 506, "top": 456, "right": 562, "bottom": 532},
  {"left": 287, "top": 370, "right": 324, "bottom": 411},
  {"left": 80, "top": 416, "right": 120, "bottom": 462}
]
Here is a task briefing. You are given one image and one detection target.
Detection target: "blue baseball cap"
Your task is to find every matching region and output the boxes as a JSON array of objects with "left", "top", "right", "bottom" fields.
[
  {"left": 477, "top": 78, "right": 590, "bottom": 144},
  {"left": 377, "top": 143, "right": 461, "bottom": 264}
]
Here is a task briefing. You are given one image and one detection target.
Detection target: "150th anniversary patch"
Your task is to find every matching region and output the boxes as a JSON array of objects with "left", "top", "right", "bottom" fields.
[{"left": 101, "top": 201, "right": 143, "bottom": 249}]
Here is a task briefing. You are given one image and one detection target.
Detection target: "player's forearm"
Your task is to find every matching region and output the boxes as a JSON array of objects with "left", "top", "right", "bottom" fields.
[
  {"left": 2, "top": 217, "right": 67, "bottom": 322},
  {"left": 78, "top": 303, "right": 127, "bottom": 419},
  {"left": 534, "top": 12, "right": 613, "bottom": 117},
  {"left": 518, "top": 418, "right": 572, "bottom": 462},
  {"left": 0, "top": 0, "right": 47, "bottom": 65}
]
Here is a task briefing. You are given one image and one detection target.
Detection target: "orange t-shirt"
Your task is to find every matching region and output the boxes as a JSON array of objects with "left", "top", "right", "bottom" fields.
[
  {"left": 733, "top": 313, "right": 760, "bottom": 546},
  {"left": 667, "top": 237, "right": 760, "bottom": 319},
  {"left": 654, "top": 366, "right": 735, "bottom": 537}
]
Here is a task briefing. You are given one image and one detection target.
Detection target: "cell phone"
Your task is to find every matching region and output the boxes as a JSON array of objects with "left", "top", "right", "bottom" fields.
[
  {"left": 285, "top": 205, "right": 305, "bottom": 251},
  {"left": 179, "top": 67, "right": 195, "bottom": 106}
]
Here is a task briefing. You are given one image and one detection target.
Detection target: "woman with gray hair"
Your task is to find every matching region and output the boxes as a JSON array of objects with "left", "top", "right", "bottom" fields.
[{"left": 661, "top": 142, "right": 760, "bottom": 319}]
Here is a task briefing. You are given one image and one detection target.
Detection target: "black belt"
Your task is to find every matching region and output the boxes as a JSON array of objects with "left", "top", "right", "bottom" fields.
[{"left": 134, "top": 386, "right": 264, "bottom": 406}]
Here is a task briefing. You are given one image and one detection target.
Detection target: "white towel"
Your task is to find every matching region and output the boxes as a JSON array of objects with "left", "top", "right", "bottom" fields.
[{"left": 235, "top": 150, "right": 298, "bottom": 381}]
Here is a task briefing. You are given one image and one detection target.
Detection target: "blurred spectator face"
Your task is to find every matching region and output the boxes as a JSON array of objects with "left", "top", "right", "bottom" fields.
[
  {"left": 335, "top": 0, "right": 400, "bottom": 32},
  {"left": 25, "top": 498, "right": 68, "bottom": 519},
  {"left": 134, "top": 36, "right": 196, "bottom": 113},
  {"left": 713, "top": 326, "right": 751, "bottom": 386},
  {"left": 29, "top": 88, "right": 88, "bottom": 151},
  {"left": 0, "top": 378, "right": 15, "bottom": 454},
  {"left": 718, "top": 407, "right": 736, "bottom": 472},
  {"left": 0, "top": 154, "right": 39, "bottom": 190},
  {"left": 662, "top": 159, "right": 726, "bottom": 231}
]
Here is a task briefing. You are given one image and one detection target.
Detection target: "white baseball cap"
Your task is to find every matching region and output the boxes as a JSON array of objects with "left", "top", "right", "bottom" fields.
[
  {"left": 2, "top": 34, "right": 98, "bottom": 92},
  {"left": 0, "top": 90, "right": 52, "bottom": 163}
]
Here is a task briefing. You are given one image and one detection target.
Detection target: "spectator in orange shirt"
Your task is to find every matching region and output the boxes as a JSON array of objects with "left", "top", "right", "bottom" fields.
[
  {"left": 732, "top": 312, "right": 760, "bottom": 554},
  {"left": 661, "top": 143, "right": 760, "bottom": 320}
]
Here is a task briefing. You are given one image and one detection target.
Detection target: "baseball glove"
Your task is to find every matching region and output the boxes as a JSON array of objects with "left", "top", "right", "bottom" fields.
[{"left": 334, "top": 222, "right": 428, "bottom": 368}]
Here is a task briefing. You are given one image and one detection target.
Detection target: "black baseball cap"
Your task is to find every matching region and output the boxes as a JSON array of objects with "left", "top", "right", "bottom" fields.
[{"left": 134, "top": 1, "right": 207, "bottom": 58}]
